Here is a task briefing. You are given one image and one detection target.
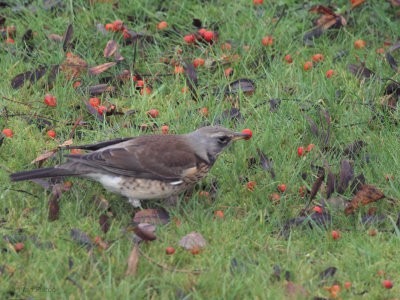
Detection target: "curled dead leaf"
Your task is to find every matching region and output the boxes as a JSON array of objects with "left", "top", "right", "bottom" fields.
[
  {"left": 179, "top": 232, "right": 207, "bottom": 250},
  {"left": 344, "top": 184, "right": 385, "bottom": 214}
]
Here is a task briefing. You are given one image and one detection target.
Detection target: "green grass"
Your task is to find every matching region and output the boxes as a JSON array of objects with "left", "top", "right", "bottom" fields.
[{"left": 1, "top": 0, "right": 400, "bottom": 299}]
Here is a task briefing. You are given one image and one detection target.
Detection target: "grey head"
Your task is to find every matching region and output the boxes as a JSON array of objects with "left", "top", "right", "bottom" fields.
[{"left": 183, "top": 126, "right": 250, "bottom": 164}]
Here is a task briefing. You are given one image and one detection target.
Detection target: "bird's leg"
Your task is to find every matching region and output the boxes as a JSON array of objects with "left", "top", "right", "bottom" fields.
[{"left": 128, "top": 198, "right": 142, "bottom": 208}]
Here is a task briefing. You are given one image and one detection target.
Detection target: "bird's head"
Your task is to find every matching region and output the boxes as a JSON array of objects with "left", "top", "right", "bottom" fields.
[{"left": 185, "top": 126, "right": 251, "bottom": 164}]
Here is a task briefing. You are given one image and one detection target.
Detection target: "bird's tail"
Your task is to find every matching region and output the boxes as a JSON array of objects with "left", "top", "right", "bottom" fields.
[{"left": 10, "top": 167, "right": 74, "bottom": 182}]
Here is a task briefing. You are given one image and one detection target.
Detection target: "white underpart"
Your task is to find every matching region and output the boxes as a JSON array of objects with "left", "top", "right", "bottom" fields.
[
  {"left": 128, "top": 199, "right": 142, "bottom": 208},
  {"left": 170, "top": 180, "right": 183, "bottom": 186},
  {"left": 87, "top": 174, "right": 122, "bottom": 194}
]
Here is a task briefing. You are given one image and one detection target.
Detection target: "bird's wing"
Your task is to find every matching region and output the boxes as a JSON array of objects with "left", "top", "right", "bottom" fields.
[{"left": 63, "top": 135, "right": 199, "bottom": 181}]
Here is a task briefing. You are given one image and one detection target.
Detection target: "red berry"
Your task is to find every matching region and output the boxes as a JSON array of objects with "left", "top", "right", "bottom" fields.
[
  {"left": 199, "top": 107, "right": 208, "bottom": 117},
  {"left": 97, "top": 106, "right": 107, "bottom": 115},
  {"left": 354, "top": 40, "right": 366, "bottom": 49},
  {"left": 44, "top": 94, "right": 57, "bottom": 107},
  {"left": 285, "top": 55, "right": 293, "bottom": 64},
  {"left": 2, "top": 129, "right": 13, "bottom": 137},
  {"left": 331, "top": 230, "right": 340, "bottom": 240},
  {"left": 277, "top": 184, "right": 286, "bottom": 193},
  {"left": 313, "top": 54, "right": 324, "bottom": 62},
  {"left": 161, "top": 125, "right": 169, "bottom": 134},
  {"left": 157, "top": 21, "right": 168, "bottom": 30},
  {"left": 214, "top": 211, "right": 224, "bottom": 218},
  {"left": 203, "top": 31, "right": 214, "bottom": 42},
  {"left": 297, "top": 146, "right": 304, "bottom": 157},
  {"left": 112, "top": 20, "right": 124, "bottom": 31},
  {"left": 70, "top": 149, "right": 83, "bottom": 154},
  {"left": 89, "top": 97, "right": 100, "bottom": 107},
  {"left": 313, "top": 206, "right": 323, "bottom": 213},
  {"left": 224, "top": 68, "right": 233, "bottom": 77},
  {"left": 14, "top": 243, "right": 24, "bottom": 253},
  {"left": 123, "top": 32, "right": 131, "bottom": 39},
  {"left": 137, "top": 80, "right": 144, "bottom": 87},
  {"left": 198, "top": 29, "right": 207, "bottom": 37},
  {"left": 299, "top": 186, "right": 306, "bottom": 197},
  {"left": 5, "top": 38, "right": 14, "bottom": 45},
  {"left": 140, "top": 87, "right": 151, "bottom": 95},
  {"left": 174, "top": 66, "right": 184, "bottom": 74},
  {"left": 166, "top": 247, "right": 175, "bottom": 255},
  {"left": 246, "top": 181, "right": 256, "bottom": 191},
  {"left": 262, "top": 36, "right": 273, "bottom": 46},
  {"left": 184, "top": 34, "right": 195, "bottom": 44},
  {"left": 253, "top": 0, "right": 263, "bottom": 4},
  {"left": 146, "top": 109, "right": 159, "bottom": 118},
  {"left": 181, "top": 87, "right": 188, "bottom": 93},
  {"left": 105, "top": 23, "right": 114, "bottom": 31},
  {"left": 46, "top": 130, "right": 56, "bottom": 138},
  {"left": 193, "top": 58, "right": 204, "bottom": 67},
  {"left": 73, "top": 81, "right": 81, "bottom": 88},
  {"left": 326, "top": 69, "right": 335, "bottom": 78},
  {"left": 221, "top": 42, "right": 231, "bottom": 51},
  {"left": 383, "top": 280, "right": 392, "bottom": 289},
  {"left": 190, "top": 246, "right": 200, "bottom": 255},
  {"left": 376, "top": 48, "right": 384, "bottom": 54},
  {"left": 378, "top": 270, "right": 386, "bottom": 276},
  {"left": 93, "top": 236, "right": 101, "bottom": 244},
  {"left": 199, "top": 191, "right": 210, "bottom": 197},
  {"left": 241, "top": 129, "right": 252, "bottom": 140},
  {"left": 344, "top": 282, "right": 351, "bottom": 289},
  {"left": 332, "top": 285, "right": 341, "bottom": 292},
  {"left": 306, "top": 144, "right": 314, "bottom": 152},
  {"left": 303, "top": 61, "right": 312, "bottom": 71}
]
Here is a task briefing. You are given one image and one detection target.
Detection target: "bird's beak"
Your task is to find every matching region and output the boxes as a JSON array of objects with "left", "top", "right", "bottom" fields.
[{"left": 232, "top": 132, "right": 251, "bottom": 141}]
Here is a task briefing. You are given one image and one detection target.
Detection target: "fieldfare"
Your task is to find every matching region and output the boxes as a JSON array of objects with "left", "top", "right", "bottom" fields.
[{"left": 10, "top": 126, "right": 250, "bottom": 207}]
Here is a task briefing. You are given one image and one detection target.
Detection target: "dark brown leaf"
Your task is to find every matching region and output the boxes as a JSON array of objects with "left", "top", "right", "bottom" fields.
[
  {"left": 82, "top": 99, "right": 104, "bottom": 122},
  {"left": 99, "top": 214, "right": 110, "bottom": 234},
  {"left": 70, "top": 228, "right": 92, "bottom": 251},
  {"left": 257, "top": 148, "right": 275, "bottom": 179},
  {"left": 11, "top": 71, "right": 32, "bottom": 89},
  {"left": 48, "top": 64, "right": 60, "bottom": 83},
  {"left": 88, "top": 62, "right": 117, "bottom": 76},
  {"left": 319, "top": 267, "right": 337, "bottom": 279},
  {"left": 179, "top": 232, "right": 207, "bottom": 250},
  {"left": 322, "top": 110, "right": 331, "bottom": 146},
  {"left": 385, "top": 52, "right": 398, "bottom": 72},
  {"left": 343, "top": 141, "right": 367, "bottom": 159},
  {"left": 214, "top": 107, "right": 244, "bottom": 126},
  {"left": 133, "top": 208, "right": 170, "bottom": 225},
  {"left": 104, "top": 40, "right": 117, "bottom": 58},
  {"left": 133, "top": 225, "right": 157, "bottom": 241},
  {"left": 338, "top": 159, "right": 354, "bottom": 194},
  {"left": 347, "top": 64, "right": 376, "bottom": 79},
  {"left": 114, "top": 51, "right": 124, "bottom": 61},
  {"left": 85, "top": 84, "right": 112, "bottom": 96},
  {"left": 303, "top": 28, "right": 324, "bottom": 45},
  {"left": 63, "top": 24, "right": 73, "bottom": 51},
  {"left": 350, "top": 173, "right": 366, "bottom": 195},
  {"left": 125, "top": 243, "right": 139, "bottom": 277},
  {"left": 225, "top": 78, "right": 255, "bottom": 94},
  {"left": 269, "top": 99, "right": 281, "bottom": 112},
  {"left": 308, "top": 174, "right": 325, "bottom": 204},
  {"left": 303, "top": 113, "right": 319, "bottom": 138},
  {"left": 323, "top": 160, "right": 335, "bottom": 199},
  {"left": 30, "top": 65, "right": 48, "bottom": 84},
  {"left": 48, "top": 185, "right": 60, "bottom": 221},
  {"left": 185, "top": 61, "right": 199, "bottom": 101},
  {"left": 344, "top": 185, "right": 385, "bottom": 214},
  {"left": 284, "top": 213, "right": 332, "bottom": 230}
]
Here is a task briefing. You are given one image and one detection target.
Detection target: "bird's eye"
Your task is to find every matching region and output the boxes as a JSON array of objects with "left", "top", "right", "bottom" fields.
[{"left": 218, "top": 136, "right": 229, "bottom": 144}]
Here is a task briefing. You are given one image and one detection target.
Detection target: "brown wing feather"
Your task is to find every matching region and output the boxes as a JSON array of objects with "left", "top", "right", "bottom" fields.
[{"left": 64, "top": 135, "right": 198, "bottom": 181}]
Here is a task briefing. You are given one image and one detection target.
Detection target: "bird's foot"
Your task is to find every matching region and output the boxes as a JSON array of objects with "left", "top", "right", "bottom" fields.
[{"left": 128, "top": 198, "right": 142, "bottom": 208}]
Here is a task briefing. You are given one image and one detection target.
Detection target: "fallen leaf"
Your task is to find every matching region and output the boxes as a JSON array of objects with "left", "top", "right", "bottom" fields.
[
  {"left": 347, "top": 64, "right": 376, "bottom": 80},
  {"left": 338, "top": 159, "right": 354, "bottom": 194},
  {"left": 70, "top": 228, "right": 92, "bottom": 252},
  {"left": 104, "top": 40, "right": 117, "bottom": 58},
  {"left": 133, "top": 208, "right": 170, "bottom": 225},
  {"left": 88, "top": 62, "right": 117, "bottom": 76},
  {"left": 257, "top": 148, "right": 276, "bottom": 179},
  {"left": 224, "top": 78, "right": 255, "bottom": 95},
  {"left": 99, "top": 214, "right": 110, "bottom": 234},
  {"left": 48, "top": 185, "right": 60, "bottom": 221},
  {"left": 133, "top": 224, "right": 157, "bottom": 241},
  {"left": 179, "top": 232, "right": 207, "bottom": 250},
  {"left": 60, "top": 54, "right": 88, "bottom": 80},
  {"left": 351, "top": 0, "right": 367, "bottom": 9},
  {"left": 82, "top": 98, "right": 104, "bottom": 122},
  {"left": 344, "top": 185, "right": 385, "bottom": 214},
  {"left": 319, "top": 266, "right": 337, "bottom": 279},
  {"left": 63, "top": 24, "right": 73, "bottom": 51},
  {"left": 185, "top": 61, "right": 200, "bottom": 101},
  {"left": 303, "top": 113, "right": 319, "bottom": 138},
  {"left": 350, "top": 173, "right": 366, "bottom": 194},
  {"left": 30, "top": 149, "right": 57, "bottom": 165},
  {"left": 343, "top": 141, "right": 367, "bottom": 158},
  {"left": 125, "top": 243, "right": 139, "bottom": 277}
]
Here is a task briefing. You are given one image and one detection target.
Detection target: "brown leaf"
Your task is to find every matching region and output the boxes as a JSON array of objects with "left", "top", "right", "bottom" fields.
[
  {"left": 347, "top": 64, "right": 375, "bottom": 79},
  {"left": 133, "top": 224, "right": 157, "bottom": 241},
  {"left": 104, "top": 40, "right": 117, "bottom": 58},
  {"left": 11, "top": 71, "right": 32, "bottom": 89},
  {"left": 179, "top": 232, "right": 207, "bottom": 250},
  {"left": 48, "top": 185, "right": 60, "bottom": 221},
  {"left": 225, "top": 78, "right": 255, "bottom": 95},
  {"left": 63, "top": 24, "right": 73, "bottom": 51},
  {"left": 323, "top": 159, "right": 335, "bottom": 199},
  {"left": 114, "top": 51, "right": 124, "bottom": 61},
  {"left": 385, "top": 52, "right": 399, "bottom": 72},
  {"left": 344, "top": 184, "right": 385, "bottom": 214},
  {"left": 338, "top": 159, "right": 354, "bottom": 194},
  {"left": 303, "top": 113, "right": 319, "bottom": 138},
  {"left": 319, "top": 266, "right": 337, "bottom": 279},
  {"left": 60, "top": 54, "right": 88, "bottom": 80},
  {"left": 343, "top": 141, "right": 367, "bottom": 158},
  {"left": 257, "top": 148, "right": 275, "bottom": 179},
  {"left": 70, "top": 228, "right": 92, "bottom": 251},
  {"left": 80, "top": 84, "right": 112, "bottom": 96},
  {"left": 185, "top": 61, "right": 199, "bottom": 101},
  {"left": 350, "top": 173, "right": 366, "bottom": 195},
  {"left": 99, "top": 214, "right": 110, "bottom": 234},
  {"left": 133, "top": 209, "right": 170, "bottom": 225},
  {"left": 48, "top": 33, "right": 63, "bottom": 42},
  {"left": 309, "top": 174, "right": 325, "bottom": 204},
  {"left": 88, "top": 62, "right": 117, "bottom": 76},
  {"left": 125, "top": 243, "right": 139, "bottom": 277},
  {"left": 30, "top": 149, "right": 57, "bottom": 165},
  {"left": 82, "top": 99, "right": 104, "bottom": 122},
  {"left": 322, "top": 110, "right": 331, "bottom": 146},
  {"left": 351, "top": 0, "right": 367, "bottom": 9}
]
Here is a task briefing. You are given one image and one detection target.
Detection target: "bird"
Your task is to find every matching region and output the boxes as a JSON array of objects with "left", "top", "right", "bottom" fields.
[{"left": 10, "top": 126, "right": 251, "bottom": 207}]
